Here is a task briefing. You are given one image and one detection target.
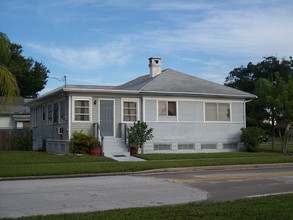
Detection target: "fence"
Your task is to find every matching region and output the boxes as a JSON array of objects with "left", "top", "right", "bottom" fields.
[{"left": 0, "top": 129, "right": 32, "bottom": 151}]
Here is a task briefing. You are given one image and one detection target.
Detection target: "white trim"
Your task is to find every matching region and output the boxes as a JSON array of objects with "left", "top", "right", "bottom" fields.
[
  {"left": 72, "top": 96, "right": 92, "bottom": 123},
  {"left": 204, "top": 101, "right": 231, "bottom": 122},
  {"left": 121, "top": 98, "right": 140, "bottom": 123},
  {"left": 99, "top": 98, "right": 115, "bottom": 137}
]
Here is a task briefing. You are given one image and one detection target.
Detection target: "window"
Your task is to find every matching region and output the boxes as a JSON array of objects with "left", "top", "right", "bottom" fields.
[
  {"left": 47, "top": 104, "right": 53, "bottom": 124},
  {"left": 59, "top": 101, "right": 66, "bottom": 123},
  {"left": 53, "top": 103, "right": 59, "bottom": 124},
  {"left": 158, "top": 101, "right": 176, "bottom": 116},
  {"left": 205, "top": 102, "right": 230, "bottom": 121},
  {"left": 42, "top": 105, "right": 46, "bottom": 121},
  {"left": 74, "top": 99, "right": 90, "bottom": 122},
  {"left": 123, "top": 100, "right": 138, "bottom": 122}
]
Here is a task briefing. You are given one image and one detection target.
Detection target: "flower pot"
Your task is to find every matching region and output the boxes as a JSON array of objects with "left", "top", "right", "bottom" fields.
[
  {"left": 130, "top": 147, "right": 138, "bottom": 156},
  {"left": 90, "top": 147, "right": 101, "bottom": 156}
]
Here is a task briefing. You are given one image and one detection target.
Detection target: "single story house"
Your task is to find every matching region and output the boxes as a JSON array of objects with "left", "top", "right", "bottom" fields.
[
  {"left": 0, "top": 97, "right": 31, "bottom": 129},
  {"left": 26, "top": 58, "right": 256, "bottom": 156}
]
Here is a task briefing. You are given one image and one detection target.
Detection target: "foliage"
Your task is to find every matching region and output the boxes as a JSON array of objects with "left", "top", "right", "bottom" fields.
[
  {"left": 128, "top": 121, "right": 153, "bottom": 152},
  {"left": 69, "top": 131, "right": 100, "bottom": 154},
  {"left": 240, "top": 127, "right": 265, "bottom": 152},
  {"left": 7, "top": 43, "right": 49, "bottom": 97},
  {"left": 0, "top": 32, "right": 11, "bottom": 65},
  {"left": 0, "top": 32, "right": 19, "bottom": 104},
  {"left": 255, "top": 76, "right": 293, "bottom": 153},
  {"left": 13, "top": 136, "right": 32, "bottom": 151},
  {"left": 225, "top": 56, "right": 293, "bottom": 127}
]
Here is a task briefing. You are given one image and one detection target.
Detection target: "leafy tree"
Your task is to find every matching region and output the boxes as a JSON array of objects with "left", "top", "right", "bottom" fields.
[
  {"left": 225, "top": 56, "right": 293, "bottom": 151},
  {"left": 256, "top": 76, "right": 293, "bottom": 153},
  {"left": 7, "top": 43, "right": 49, "bottom": 97},
  {"left": 128, "top": 121, "right": 153, "bottom": 154},
  {"left": 0, "top": 32, "right": 19, "bottom": 104}
]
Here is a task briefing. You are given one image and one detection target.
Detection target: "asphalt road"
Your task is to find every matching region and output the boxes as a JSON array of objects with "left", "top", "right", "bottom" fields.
[
  {"left": 1, "top": 164, "right": 293, "bottom": 218},
  {"left": 140, "top": 164, "right": 293, "bottom": 201}
]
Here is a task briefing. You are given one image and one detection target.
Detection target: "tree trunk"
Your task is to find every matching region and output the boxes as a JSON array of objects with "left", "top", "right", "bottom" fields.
[
  {"left": 280, "top": 124, "right": 291, "bottom": 154},
  {"left": 271, "top": 116, "right": 275, "bottom": 151}
]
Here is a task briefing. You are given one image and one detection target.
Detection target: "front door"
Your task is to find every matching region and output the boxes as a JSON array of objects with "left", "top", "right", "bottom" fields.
[{"left": 100, "top": 100, "right": 114, "bottom": 136}]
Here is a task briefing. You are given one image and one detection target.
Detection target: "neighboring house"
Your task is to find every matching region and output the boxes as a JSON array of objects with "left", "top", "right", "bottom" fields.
[
  {"left": 26, "top": 58, "right": 256, "bottom": 156},
  {"left": 0, "top": 97, "right": 31, "bottom": 129}
]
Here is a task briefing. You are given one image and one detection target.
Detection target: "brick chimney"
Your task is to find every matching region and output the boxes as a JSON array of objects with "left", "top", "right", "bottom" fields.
[{"left": 149, "top": 57, "right": 162, "bottom": 77}]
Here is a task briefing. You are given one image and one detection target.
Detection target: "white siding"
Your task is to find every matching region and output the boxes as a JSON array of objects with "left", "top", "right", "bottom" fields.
[{"left": 178, "top": 101, "right": 203, "bottom": 121}]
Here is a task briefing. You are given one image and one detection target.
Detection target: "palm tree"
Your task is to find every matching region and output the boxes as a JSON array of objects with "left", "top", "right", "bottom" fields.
[{"left": 0, "top": 32, "right": 19, "bottom": 104}]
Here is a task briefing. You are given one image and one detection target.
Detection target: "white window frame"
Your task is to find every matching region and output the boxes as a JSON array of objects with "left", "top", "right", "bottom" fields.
[
  {"left": 204, "top": 102, "right": 231, "bottom": 122},
  {"left": 72, "top": 97, "right": 92, "bottom": 123},
  {"left": 158, "top": 100, "right": 177, "bottom": 117},
  {"left": 121, "top": 98, "right": 140, "bottom": 123}
]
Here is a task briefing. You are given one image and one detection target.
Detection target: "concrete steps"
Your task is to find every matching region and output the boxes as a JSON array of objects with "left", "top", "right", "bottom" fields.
[{"left": 103, "top": 137, "right": 130, "bottom": 157}]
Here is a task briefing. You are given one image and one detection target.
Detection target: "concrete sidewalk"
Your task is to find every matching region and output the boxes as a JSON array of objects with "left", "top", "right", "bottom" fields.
[{"left": 1, "top": 163, "right": 293, "bottom": 181}]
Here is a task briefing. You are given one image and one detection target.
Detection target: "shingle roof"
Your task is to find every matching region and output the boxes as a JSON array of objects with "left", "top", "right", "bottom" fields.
[
  {"left": 116, "top": 68, "right": 256, "bottom": 99},
  {"left": 0, "top": 97, "right": 31, "bottom": 114}
]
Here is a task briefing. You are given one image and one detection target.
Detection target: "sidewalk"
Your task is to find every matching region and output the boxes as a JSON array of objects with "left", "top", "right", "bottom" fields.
[{"left": 1, "top": 163, "right": 293, "bottom": 181}]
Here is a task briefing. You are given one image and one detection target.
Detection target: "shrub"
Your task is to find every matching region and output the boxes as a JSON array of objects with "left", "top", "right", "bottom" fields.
[
  {"left": 128, "top": 121, "right": 153, "bottom": 153},
  {"left": 13, "top": 136, "right": 32, "bottom": 151},
  {"left": 69, "top": 131, "right": 99, "bottom": 154},
  {"left": 240, "top": 127, "right": 265, "bottom": 152}
]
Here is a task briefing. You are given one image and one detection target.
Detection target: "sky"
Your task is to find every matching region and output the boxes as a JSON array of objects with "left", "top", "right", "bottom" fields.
[{"left": 1, "top": 0, "right": 292, "bottom": 95}]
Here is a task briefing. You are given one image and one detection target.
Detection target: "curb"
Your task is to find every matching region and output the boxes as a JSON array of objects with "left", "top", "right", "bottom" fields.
[{"left": 1, "top": 163, "right": 293, "bottom": 181}]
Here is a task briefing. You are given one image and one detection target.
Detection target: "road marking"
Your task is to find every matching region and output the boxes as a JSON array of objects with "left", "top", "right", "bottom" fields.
[
  {"left": 245, "top": 191, "right": 293, "bottom": 198},
  {"left": 168, "top": 173, "right": 293, "bottom": 183}
]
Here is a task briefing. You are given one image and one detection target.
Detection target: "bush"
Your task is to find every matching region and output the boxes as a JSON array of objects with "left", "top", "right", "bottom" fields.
[
  {"left": 69, "top": 131, "right": 99, "bottom": 154},
  {"left": 13, "top": 136, "right": 32, "bottom": 151},
  {"left": 240, "top": 127, "right": 265, "bottom": 152},
  {"left": 128, "top": 121, "right": 153, "bottom": 153}
]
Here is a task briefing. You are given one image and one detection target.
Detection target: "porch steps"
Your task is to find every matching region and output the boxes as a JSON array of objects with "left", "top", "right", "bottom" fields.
[{"left": 103, "top": 137, "right": 130, "bottom": 157}]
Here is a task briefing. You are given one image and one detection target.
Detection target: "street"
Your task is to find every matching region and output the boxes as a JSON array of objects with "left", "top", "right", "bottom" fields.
[
  {"left": 141, "top": 164, "right": 293, "bottom": 201},
  {"left": 0, "top": 164, "right": 293, "bottom": 218}
]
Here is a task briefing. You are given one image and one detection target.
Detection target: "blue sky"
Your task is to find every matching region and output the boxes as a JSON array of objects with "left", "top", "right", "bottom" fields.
[{"left": 1, "top": 0, "right": 292, "bottom": 94}]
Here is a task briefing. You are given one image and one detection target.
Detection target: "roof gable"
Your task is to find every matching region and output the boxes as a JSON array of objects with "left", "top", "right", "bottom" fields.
[{"left": 115, "top": 69, "right": 256, "bottom": 98}]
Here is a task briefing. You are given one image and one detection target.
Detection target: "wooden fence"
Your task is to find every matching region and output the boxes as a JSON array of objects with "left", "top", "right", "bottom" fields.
[{"left": 0, "top": 129, "right": 32, "bottom": 151}]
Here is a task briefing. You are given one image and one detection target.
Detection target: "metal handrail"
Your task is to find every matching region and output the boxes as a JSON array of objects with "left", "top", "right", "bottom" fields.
[
  {"left": 93, "top": 123, "right": 104, "bottom": 155},
  {"left": 120, "top": 123, "right": 129, "bottom": 151}
]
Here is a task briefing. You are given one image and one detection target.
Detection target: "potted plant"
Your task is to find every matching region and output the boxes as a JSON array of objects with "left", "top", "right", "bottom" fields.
[
  {"left": 69, "top": 131, "right": 101, "bottom": 156},
  {"left": 127, "top": 121, "right": 153, "bottom": 155}
]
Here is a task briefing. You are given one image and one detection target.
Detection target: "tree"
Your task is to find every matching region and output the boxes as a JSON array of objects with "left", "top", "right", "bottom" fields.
[
  {"left": 0, "top": 32, "right": 19, "bottom": 104},
  {"left": 256, "top": 76, "right": 293, "bottom": 153},
  {"left": 7, "top": 43, "right": 49, "bottom": 97},
  {"left": 225, "top": 56, "right": 293, "bottom": 151},
  {"left": 127, "top": 121, "right": 153, "bottom": 154}
]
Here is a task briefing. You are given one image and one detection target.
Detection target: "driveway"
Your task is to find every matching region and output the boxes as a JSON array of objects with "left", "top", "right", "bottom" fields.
[{"left": 0, "top": 175, "right": 207, "bottom": 218}]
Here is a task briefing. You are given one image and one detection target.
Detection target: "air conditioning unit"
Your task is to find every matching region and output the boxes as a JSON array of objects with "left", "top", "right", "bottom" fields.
[{"left": 57, "top": 127, "right": 64, "bottom": 134}]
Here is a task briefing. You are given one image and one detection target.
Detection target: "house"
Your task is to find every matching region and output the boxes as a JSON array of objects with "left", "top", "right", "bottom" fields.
[
  {"left": 26, "top": 58, "right": 256, "bottom": 156},
  {"left": 0, "top": 97, "right": 31, "bottom": 129}
]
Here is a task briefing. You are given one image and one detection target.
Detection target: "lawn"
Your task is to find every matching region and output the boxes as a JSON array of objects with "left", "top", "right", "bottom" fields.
[
  {"left": 1, "top": 194, "right": 292, "bottom": 220},
  {"left": 1, "top": 150, "right": 293, "bottom": 177}
]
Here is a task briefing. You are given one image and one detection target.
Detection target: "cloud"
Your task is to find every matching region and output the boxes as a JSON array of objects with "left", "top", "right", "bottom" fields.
[{"left": 27, "top": 43, "right": 131, "bottom": 71}]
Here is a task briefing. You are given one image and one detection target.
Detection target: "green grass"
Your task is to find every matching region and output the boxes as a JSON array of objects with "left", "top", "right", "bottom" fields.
[
  {"left": 1, "top": 151, "right": 293, "bottom": 177},
  {"left": 2, "top": 194, "right": 293, "bottom": 220}
]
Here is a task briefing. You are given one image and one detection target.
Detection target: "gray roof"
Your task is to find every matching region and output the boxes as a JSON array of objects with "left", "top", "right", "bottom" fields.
[
  {"left": 0, "top": 97, "right": 31, "bottom": 115},
  {"left": 27, "top": 68, "right": 256, "bottom": 105},
  {"left": 116, "top": 69, "right": 256, "bottom": 98}
]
